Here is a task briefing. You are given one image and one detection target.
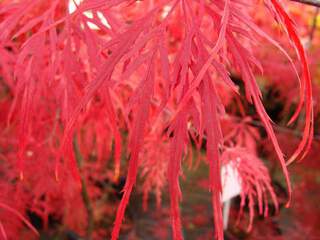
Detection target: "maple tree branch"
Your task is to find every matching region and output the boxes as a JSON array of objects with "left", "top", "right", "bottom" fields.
[
  {"left": 152, "top": 99, "right": 320, "bottom": 141},
  {"left": 289, "top": 0, "right": 320, "bottom": 7},
  {"left": 73, "top": 138, "right": 94, "bottom": 240},
  {"left": 241, "top": 117, "right": 320, "bottom": 141}
]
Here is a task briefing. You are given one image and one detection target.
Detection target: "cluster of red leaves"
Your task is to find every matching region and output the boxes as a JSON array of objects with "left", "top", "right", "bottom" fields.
[
  {"left": 0, "top": 0, "right": 314, "bottom": 239},
  {"left": 221, "top": 147, "right": 278, "bottom": 232}
]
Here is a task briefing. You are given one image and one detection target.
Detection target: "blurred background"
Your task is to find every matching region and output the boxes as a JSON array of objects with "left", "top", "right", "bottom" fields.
[{"left": 0, "top": 0, "right": 319, "bottom": 239}]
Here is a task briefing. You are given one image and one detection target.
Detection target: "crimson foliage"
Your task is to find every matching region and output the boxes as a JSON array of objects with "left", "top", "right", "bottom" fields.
[{"left": 0, "top": 0, "right": 315, "bottom": 239}]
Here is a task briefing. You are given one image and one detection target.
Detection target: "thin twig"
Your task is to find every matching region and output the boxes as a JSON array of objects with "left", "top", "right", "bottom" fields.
[
  {"left": 238, "top": 116, "right": 320, "bottom": 141},
  {"left": 290, "top": 0, "right": 320, "bottom": 8},
  {"left": 73, "top": 137, "right": 94, "bottom": 240},
  {"left": 152, "top": 99, "right": 320, "bottom": 141}
]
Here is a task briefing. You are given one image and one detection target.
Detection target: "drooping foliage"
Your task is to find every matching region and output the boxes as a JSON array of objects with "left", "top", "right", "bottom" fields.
[{"left": 0, "top": 0, "right": 315, "bottom": 239}]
